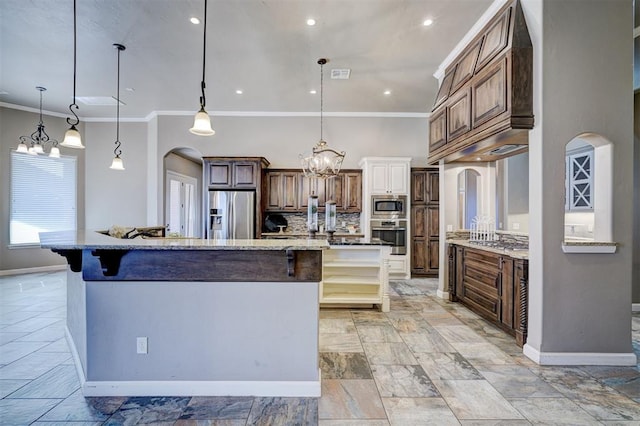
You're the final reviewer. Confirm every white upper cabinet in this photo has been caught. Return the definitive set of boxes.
[362,158,410,195]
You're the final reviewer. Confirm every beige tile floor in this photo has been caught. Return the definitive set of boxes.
[1,271,639,425]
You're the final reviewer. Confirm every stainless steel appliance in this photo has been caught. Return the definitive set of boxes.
[370,219,407,255]
[208,190,255,239]
[371,195,407,219]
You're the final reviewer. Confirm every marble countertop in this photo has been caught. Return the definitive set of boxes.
[446,238,529,260]
[328,238,392,246]
[40,230,330,251]
[262,232,364,238]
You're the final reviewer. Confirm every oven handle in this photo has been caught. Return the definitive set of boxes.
[371,227,406,231]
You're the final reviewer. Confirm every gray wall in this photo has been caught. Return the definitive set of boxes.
[0,107,86,271]
[85,121,149,230]
[525,0,633,354]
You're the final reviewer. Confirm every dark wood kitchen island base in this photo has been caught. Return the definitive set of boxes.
[41,231,328,397]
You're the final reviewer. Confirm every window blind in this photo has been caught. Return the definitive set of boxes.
[10,151,77,245]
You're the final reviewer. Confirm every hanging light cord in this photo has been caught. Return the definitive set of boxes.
[114,44,124,158]
[199,0,208,109]
[67,0,80,127]
[319,59,324,142]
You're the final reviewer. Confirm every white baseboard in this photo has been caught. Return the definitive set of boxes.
[0,264,66,276]
[523,344,637,366]
[436,289,449,300]
[66,327,320,397]
[632,303,640,312]
[81,375,321,397]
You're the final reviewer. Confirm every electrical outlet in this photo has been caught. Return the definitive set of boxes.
[513,223,520,230]
[137,337,148,354]
[341,221,346,227]
[447,225,453,232]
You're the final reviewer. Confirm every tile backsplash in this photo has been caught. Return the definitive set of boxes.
[267,212,361,234]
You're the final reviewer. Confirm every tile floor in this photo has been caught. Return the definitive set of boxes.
[1,271,640,425]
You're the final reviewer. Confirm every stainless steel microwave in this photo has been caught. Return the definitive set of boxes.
[371,195,407,219]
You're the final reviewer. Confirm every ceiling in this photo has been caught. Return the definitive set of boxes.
[1,0,492,119]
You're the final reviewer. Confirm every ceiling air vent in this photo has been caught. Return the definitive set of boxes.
[488,144,522,156]
[331,69,351,80]
[76,96,125,106]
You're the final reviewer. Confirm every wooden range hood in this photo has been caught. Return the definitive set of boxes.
[427,0,533,165]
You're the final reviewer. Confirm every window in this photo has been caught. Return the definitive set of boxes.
[565,148,594,211]
[10,151,77,245]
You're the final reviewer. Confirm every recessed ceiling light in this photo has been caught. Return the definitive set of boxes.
[125,87,135,92]
[383,90,391,95]
[306,18,316,26]
[0,90,8,95]
[235,89,243,95]
[309,90,317,94]
[476,157,482,161]
[423,19,433,26]
[190,17,200,25]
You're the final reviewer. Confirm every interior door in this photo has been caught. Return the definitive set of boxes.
[166,171,199,237]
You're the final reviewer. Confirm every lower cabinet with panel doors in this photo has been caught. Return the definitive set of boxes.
[447,244,528,347]
[321,245,391,312]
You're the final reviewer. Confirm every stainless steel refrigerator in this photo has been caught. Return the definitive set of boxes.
[207,190,255,239]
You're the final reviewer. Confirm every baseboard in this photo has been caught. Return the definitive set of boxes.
[436,289,449,300]
[632,303,640,312]
[523,344,637,366]
[81,372,322,397]
[0,264,66,276]
[65,327,87,389]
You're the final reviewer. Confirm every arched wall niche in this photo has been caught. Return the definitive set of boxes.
[163,147,204,238]
[564,132,613,242]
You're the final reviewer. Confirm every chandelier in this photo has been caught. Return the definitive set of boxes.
[299,58,345,178]
[16,87,61,158]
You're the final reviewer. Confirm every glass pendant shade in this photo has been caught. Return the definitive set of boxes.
[49,146,61,158]
[61,126,84,149]
[28,146,37,155]
[190,108,215,136]
[110,156,125,170]
[16,143,29,153]
[32,144,44,154]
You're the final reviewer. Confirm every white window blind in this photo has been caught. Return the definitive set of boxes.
[10,151,77,245]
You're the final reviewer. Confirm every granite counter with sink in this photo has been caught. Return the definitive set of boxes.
[40,230,326,398]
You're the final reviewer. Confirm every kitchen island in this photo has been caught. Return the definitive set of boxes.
[40,230,328,397]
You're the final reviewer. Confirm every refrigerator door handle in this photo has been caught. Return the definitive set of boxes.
[228,193,234,239]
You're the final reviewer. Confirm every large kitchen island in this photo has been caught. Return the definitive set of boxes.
[40,230,328,397]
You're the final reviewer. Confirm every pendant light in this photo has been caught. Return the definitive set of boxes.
[110,44,126,170]
[300,58,345,179]
[189,0,215,136]
[60,0,84,149]
[17,87,61,157]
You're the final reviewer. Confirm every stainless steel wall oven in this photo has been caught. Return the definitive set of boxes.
[370,220,407,255]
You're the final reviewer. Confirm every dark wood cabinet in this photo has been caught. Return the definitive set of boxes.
[448,244,528,347]
[264,170,298,212]
[264,169,361,213]
[203,157,270,238]
[410,168,439,276]
[447,88,471,142]
[427,0,533,165]
[428,107,447,153]
[204,158,266,189]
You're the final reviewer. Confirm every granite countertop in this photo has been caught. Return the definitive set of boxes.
[40,230,329,251]
[447,238,529,260]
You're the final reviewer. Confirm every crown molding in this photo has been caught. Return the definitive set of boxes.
[1,103,429,122]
